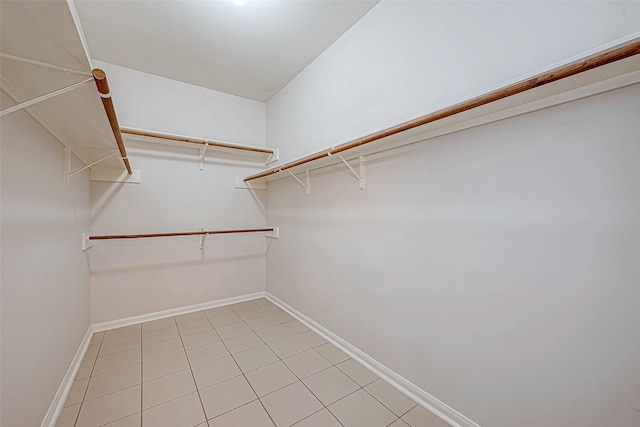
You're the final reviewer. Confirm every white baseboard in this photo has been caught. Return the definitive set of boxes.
[265,292,481,427]
[92,291,266,332]
[41,326,93,427]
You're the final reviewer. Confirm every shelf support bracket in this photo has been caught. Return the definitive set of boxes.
[64,147,71,186]
[69,150,119,177]
[265,227,280,239]
[199,228,207,249]
[199,142,209,171]
[82,232,93,251]
[334,153,365,190]
[266,148,280,165]
[286,170,311,195]
[0,78,93,117]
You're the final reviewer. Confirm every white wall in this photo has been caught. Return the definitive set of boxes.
[267,0,640,162]
[94,60,266,146]
[265,2,640,426]
[1,105,91,426]
[89,63,269,323]
[267,84,640,427]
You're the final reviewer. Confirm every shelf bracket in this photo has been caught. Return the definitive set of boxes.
[333,153,365,190]
[286,170,311,195]
[266,148,280,165]
[265,227,280,239]
[199,228,207,249]
[199,142,209,171]
[64,147,71,186]
[69,150,119,177]
[82,232,93,251]
[0,78,93,117]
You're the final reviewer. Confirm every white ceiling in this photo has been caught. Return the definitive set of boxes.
[74,0,379,102]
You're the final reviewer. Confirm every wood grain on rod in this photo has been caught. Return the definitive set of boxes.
[92,69,133,174]
[245,39,640,182]
[89,228,275,240]
[121,128,275,154]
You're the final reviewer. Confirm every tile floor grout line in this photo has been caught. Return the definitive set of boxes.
[176,321,209,426]
[72,331,106,427]
[360,381,418,420]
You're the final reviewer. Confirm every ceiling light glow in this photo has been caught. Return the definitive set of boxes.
[231,0,248,6]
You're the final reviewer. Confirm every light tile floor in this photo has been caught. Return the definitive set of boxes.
[57,298,451,427]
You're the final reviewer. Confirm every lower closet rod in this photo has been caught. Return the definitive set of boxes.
[89,227,275,240]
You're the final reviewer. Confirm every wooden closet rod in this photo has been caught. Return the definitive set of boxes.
[120,128,275,155]
[245,38,640,182]
[89,227,275,240]
[92,69,133,174]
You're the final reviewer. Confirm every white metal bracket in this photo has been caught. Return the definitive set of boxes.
[265,227,280,239]
[69,150,119,177]
[64,147,71,186]
[266,148,280,165]
[333,153,365,190]
[0,77,93,117]
[199,142,209,171]
[286,170,311,195]
[199,228,207,249]
[82,232,93,251]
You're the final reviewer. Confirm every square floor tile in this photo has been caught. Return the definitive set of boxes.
[99,335,141,357]
[199,375,257,420]
[209,313,242,328]
[204,306,234,318]
[142,369,196,409]
[65,378,89,407]
[233,345,279,373]
[84,342,100,360]
[260,381,323,427]
[302,366,359,405]
[282,320,310,334]
[174,311,207,325]
[142,352,189,382]
[297,331,327,347]
[103,413,141,426]
[93,348,141,376]
[255,325,293,343]
[192,355,241,389]
[186,341,230,367]
[328,389,396,427]
[246,315,280,331]
[90,332,104,347]
[181,329,221,350]
[178,319,213,336]
[365,379,417,416]
[216,322,252,340]
[142,338,183,362]
[103,324,141,342]
[271,311,294,324]
[76,385,141,427]
[314,343,350,364]
[223,332,264,354]
[337,359,378,386]
[142,392,205,427]
[208,400,274,427]
[283,349,332,379]
[402,405,451,427]
[75,358,95,380]
[389,419,410,427]
[55,403,80,427]
[235,307,268,321]
[85,364,141,400]
[245,361,298,397]
[142,326,179,346]
[293,408,341,427]
[268,335,310,359]
[141,317,176,333]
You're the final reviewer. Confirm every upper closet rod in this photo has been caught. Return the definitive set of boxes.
[245,38,640,182]
[92,69,133,174]
[120,128,275,155]
[89,227,275,240]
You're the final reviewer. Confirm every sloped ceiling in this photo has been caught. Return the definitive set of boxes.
[74,0,379,102]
